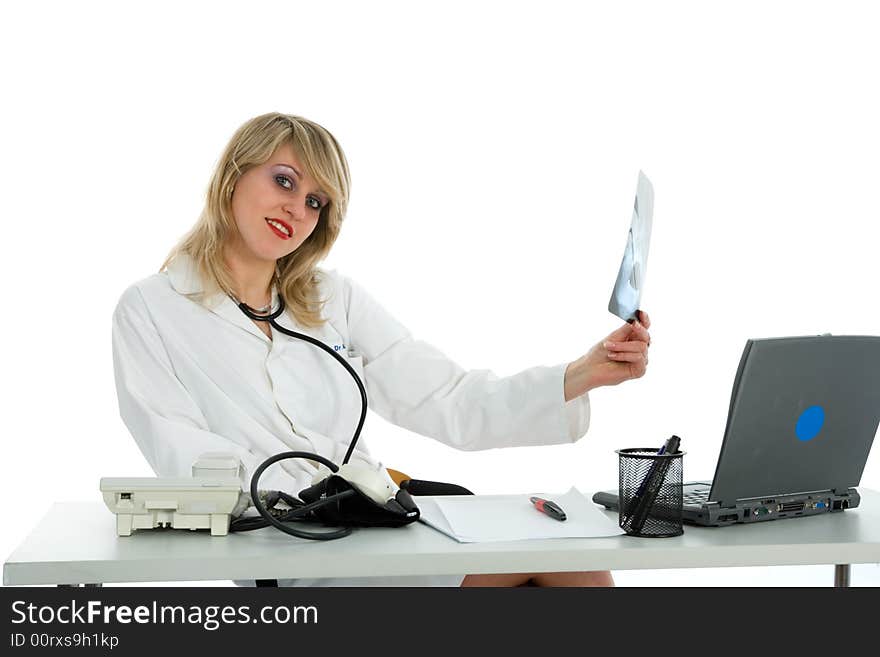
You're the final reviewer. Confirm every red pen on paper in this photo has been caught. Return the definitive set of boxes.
[529,496,567,521]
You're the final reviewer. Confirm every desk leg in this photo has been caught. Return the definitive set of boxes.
[834,564,850,588]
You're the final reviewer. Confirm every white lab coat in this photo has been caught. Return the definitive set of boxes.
[111,254,591,585]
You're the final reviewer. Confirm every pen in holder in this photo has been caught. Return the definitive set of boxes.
[616,445,685,538]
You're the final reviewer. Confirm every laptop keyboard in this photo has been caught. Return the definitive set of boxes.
[683,485,710,505]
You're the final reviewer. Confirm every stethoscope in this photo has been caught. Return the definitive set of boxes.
[232,295,370,540]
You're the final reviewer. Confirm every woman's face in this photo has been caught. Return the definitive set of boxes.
[227,142,328,264]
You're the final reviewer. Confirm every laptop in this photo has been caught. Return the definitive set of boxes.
[592,335,880,526]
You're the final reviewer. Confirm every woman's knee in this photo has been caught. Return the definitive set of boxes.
[461,570,614,587]
[530,570,615,587]
[460,573,535,587]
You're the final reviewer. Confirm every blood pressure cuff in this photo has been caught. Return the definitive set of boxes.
[401,479,474,496]
[298,475,420,528]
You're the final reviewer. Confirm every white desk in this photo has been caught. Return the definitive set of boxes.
[6,489,880,587]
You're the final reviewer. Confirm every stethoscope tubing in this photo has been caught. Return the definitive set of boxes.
[238,297,366,465]
[233,296,371,541]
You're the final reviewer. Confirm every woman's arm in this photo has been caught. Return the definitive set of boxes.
[111,286,299,493]
[338,275,591,451]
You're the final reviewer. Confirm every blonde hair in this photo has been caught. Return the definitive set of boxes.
[162,112,351,328]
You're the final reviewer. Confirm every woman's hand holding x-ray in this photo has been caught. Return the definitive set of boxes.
[564,310,651,401]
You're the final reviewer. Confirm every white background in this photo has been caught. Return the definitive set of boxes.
[2,1,878,587]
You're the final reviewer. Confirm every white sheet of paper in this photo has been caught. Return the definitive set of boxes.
[608,170,654,322]
[417,487,623,543]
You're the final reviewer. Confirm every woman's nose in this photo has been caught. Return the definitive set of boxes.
[282,198,306,221]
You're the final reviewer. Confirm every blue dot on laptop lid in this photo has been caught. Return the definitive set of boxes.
[796,405,825,441]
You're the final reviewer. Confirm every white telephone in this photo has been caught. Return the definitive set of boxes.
[100,453,250,537]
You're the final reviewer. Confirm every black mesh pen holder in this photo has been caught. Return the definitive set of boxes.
[616,448,685,538]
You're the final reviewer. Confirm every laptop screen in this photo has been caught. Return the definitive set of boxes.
[708,335,880,507]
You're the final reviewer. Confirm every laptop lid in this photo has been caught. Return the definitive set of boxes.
[708,335,880,507]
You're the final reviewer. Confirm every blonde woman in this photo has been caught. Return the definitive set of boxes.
[112,112,652,587]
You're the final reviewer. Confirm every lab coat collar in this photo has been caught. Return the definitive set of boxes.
[166,254,280,343]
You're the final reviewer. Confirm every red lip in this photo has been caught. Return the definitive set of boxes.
[265,217,293,239]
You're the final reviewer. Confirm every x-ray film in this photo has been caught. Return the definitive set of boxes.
[608,171,654,322]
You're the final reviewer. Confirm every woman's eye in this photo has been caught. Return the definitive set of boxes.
[275,175,321,210]
[275,174,293,190]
